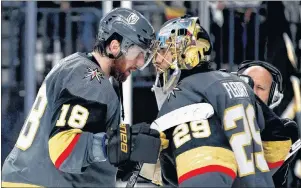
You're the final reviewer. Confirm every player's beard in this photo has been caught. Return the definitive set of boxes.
[110,66,127,82]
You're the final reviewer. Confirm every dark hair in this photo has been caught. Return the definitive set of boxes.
[93,32,123,55]
[198,60,213,70]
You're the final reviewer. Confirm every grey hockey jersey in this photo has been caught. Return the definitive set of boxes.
[2,52,120,187]
[156,68,275,187]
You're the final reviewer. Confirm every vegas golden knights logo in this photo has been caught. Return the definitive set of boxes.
[120,124,128,153]
[127,13,139,25]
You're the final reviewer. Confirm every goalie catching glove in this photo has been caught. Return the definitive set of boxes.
[105,122,168,167]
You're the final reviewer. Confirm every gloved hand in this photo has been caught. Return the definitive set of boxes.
[106,122,169,167]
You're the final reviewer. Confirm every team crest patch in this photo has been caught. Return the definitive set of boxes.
[167,86,181,101]
[127,13,139,24]
[84,67,104,83]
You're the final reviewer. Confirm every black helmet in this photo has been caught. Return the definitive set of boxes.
[97,8,155,60]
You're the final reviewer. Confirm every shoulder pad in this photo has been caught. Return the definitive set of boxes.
[150,103,214,131]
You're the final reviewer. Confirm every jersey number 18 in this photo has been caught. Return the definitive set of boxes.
[16,83,89,151]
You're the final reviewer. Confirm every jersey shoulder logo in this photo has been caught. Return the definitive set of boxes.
[84,67,104,83]
[127,13,139,24]
[167,86,181,101]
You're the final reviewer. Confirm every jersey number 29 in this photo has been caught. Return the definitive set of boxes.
[224,104,269,177]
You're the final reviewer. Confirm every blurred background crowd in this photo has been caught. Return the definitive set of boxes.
[2,1,301,175]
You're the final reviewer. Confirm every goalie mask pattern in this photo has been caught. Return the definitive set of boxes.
[151,16,212,105]
[154,16,212,72]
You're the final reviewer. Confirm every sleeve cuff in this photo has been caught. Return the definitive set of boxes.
[92,133,107,163]
[102,133,108,159]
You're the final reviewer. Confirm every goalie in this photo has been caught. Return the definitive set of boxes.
[148,15,275,187]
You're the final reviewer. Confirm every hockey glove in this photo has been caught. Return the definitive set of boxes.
[106,122,168,167]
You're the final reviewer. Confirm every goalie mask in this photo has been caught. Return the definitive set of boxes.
[238,60,284,109]
[151,15,212,109]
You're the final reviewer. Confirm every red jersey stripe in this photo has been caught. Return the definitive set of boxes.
[267,160,284,169]
[178,165,236,184]
[55,134,81,168]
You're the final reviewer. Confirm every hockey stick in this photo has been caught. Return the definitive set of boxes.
[125,162,142,188]
[125,75,163,188]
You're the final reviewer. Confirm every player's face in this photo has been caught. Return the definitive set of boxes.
[112,47,145,82]
[242,66,273,104]
[154,48,173,73]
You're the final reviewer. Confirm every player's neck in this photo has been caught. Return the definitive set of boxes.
[91,51,113,78]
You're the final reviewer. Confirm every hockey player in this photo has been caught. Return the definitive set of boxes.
[150,15,275,187]
[237,61,301,187]
[1,8,165,187]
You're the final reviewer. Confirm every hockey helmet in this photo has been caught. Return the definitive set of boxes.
[97,8,158,70]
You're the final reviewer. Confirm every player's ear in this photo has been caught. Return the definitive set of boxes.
[108,39,120,57]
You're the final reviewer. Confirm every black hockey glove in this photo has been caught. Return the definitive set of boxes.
[106,122,167,167]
